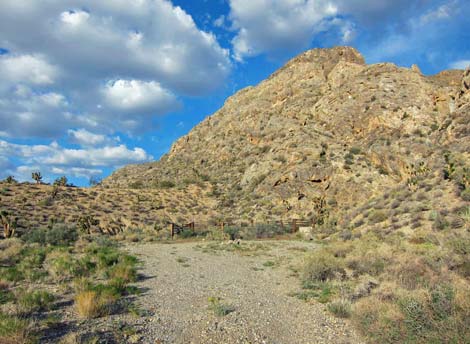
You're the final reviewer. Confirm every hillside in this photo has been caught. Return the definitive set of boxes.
[104,46,469,226]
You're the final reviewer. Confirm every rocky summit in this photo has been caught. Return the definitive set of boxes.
[104,46,469,227]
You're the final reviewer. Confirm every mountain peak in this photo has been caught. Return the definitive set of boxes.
[104,46,468,224]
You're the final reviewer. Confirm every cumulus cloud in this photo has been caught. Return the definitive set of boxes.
[103,79,179,113]
[0,54,59,86]
[67,128,113,146]
[0,139,152,180]
[0,0,231,139]
[226,0,460,61]
[229,0,338,60]
[0,87,84,138]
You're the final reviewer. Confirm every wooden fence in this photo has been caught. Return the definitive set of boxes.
[169,219,314,239]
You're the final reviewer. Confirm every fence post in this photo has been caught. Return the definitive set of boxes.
[291,219,297,233]
[170,223,175,239]
[220,222,225,232]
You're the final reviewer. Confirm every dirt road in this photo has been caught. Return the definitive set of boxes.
[126,241,363,344]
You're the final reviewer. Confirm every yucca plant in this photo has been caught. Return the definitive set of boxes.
[0,211,17,238]
[31,172,42,184]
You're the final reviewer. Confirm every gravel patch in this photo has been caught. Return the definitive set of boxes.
[126,240,364,344]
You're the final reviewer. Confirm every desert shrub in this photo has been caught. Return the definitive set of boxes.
[429,284,454,320]
[460,188,470,202]
[1,267,24,282]
[353,296,407,343]
[387,256,435,290]
[431,212,449,230]
[177,228,198,239]
[45,251,76,281]
[23,225,78,246]
[368,210,388,224]
[128,181,143,189]
[0,313,34,344]
[86,245,120,269]
[73,277,93,294]
[349,147,362,155]
[339,230,353,241]
[302,250,345,283]
[253,223,287,238]
[17,290,55,314]
[0,285,12,305]
[296,281,335,303]
[45,250,95,281]
[0,239,23,265]
[328,299,352,318]
[208,297,234,317]
[346,248,389,277]
[75,291,109,319]
[398,294,432,335]
[106,260,137,285]
[224,226,241,240]
[53,176,68,187]
[158,180,175,188]
[12,247,48,282]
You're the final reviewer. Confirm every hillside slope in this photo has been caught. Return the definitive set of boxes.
[104,46,469,225]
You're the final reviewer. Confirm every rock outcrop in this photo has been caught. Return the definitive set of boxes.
[104,47,469,224]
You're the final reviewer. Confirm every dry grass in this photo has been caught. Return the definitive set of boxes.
[75,291,108,319]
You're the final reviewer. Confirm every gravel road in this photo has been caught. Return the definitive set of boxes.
[125,241,364,344]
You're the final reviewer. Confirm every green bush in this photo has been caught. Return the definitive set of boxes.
[158,180,175,188]
[208,297,234,317]
[253,223,287,238]
[302,250,345,282]
[224,226,241,240]
[178,228,198,239]
[17,290,55,314]
[0,313,33,343]
[328,299,352,318]
[23,225,78,246]
[368,210,388,224]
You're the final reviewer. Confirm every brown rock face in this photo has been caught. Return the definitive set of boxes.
[104,47,469,223]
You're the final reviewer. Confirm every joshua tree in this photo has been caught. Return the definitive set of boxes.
[77,215,99,235]
[0,210,17,238]
[32,172,43,184]
[4,176,17,184]
[53,176,68,187]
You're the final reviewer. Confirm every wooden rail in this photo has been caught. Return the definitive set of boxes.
[169,219,313,239]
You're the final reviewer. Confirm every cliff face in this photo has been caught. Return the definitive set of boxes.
[104,47,469,224]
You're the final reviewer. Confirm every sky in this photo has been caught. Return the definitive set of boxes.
[0,0,469,186]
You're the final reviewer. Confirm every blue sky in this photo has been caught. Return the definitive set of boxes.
[0,0,469,186]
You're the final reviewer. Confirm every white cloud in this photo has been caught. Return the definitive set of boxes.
[68,128,108,146]
[0,54,59,85]
[0,139,152,180]
[361,0,466,65]
[449,60,470,70]
[213,15,226,28]
[0,0,231,139]
[0,86,88,138]
[226,0,444,61]
[418,1,455,26]
[60,10,90,26]
[103,79,179,113]
[229,0,338,60]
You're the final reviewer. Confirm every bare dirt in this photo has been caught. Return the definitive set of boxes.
[126,240,364,344]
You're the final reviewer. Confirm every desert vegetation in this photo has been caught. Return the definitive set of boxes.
[0,223,139,343]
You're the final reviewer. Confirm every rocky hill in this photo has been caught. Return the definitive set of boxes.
[104,46,469,227]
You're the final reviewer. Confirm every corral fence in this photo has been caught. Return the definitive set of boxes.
[169,219,315,239]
